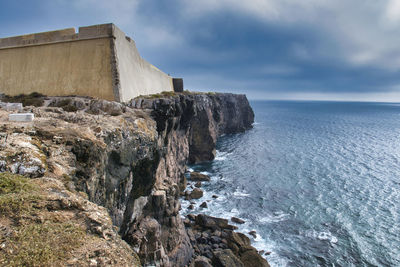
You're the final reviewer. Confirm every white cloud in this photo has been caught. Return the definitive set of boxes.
[179,0,400,70]
[179,0,328,22]
[385,0,400,23]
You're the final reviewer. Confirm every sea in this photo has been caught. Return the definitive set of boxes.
[181,100,400,267]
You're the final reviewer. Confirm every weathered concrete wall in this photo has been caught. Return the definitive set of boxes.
[0,24,176,102]
[0,38,115,100]
[112,25,173,102]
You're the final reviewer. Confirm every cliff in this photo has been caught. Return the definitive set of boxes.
[0,92,265,266]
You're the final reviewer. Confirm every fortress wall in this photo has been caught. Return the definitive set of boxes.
[0,37,115,100]
[112,25,174,102]
[0,24,177,102]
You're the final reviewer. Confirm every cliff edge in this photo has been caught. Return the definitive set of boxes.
[0,92,266,267]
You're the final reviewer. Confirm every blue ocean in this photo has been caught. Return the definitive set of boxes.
[182,100,400,266]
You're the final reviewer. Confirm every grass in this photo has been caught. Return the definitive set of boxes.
[0,173,41,216]
[0,173,85,267]
[2,222,85,267]
[0,172,35,195]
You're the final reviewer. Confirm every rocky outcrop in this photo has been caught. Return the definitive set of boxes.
[130,93,254,164]
[0,92,259,266]
[0,172,140,267]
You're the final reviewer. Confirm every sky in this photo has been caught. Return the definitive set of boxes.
[1,0,400,101]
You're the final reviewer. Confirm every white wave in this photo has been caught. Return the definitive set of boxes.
[306,229,338,244]
[231,208,239,213]
[258,212,290,223]
[214,151,231,161]
[214,155,227,161]
[233,190,250,197]
[317,231,338,244]
[187,168,194,172]
[243,230,289,267]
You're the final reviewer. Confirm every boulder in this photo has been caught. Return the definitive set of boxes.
[212,249,244,267]
[195,214,228,230]
[191,256,212,267]
[249,230,257,238]
[200,202,208,208]
[240,249,270,267]
[190,172,211,181]
[88,99,125,116]
[189,188,203,199]
[228,232,251,248]
[231,217,245,224]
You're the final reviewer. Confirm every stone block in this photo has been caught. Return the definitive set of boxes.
[8,113,34,122]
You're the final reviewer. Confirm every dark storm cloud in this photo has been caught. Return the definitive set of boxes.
[1,0,400,100]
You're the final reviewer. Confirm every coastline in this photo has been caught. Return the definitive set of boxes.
[0,92,266,266]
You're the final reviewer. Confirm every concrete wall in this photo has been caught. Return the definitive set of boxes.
[0,38,115,100]
[0,24,176,102]
[112,25,173,102]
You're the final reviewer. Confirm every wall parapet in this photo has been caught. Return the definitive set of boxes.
[0,23,114,50]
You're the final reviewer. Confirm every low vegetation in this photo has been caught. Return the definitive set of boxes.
[0,173,84,267]
[1,92,46,107]
[134,90,220,100]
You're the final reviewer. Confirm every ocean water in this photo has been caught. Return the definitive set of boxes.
[181,100,400,267]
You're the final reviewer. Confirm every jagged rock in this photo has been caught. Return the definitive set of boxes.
[212,249,244,267]
[189,188,204,199]
[231,217,245,224]
[200,202,208,208]
[212,195,218,199]
[240,248,270,267]
[249,230,257,238]
[88,99,125,116]
[48,97,87,112]
[228,232,251,248]
[190,172,211,181]
[195,181,202,188]
[187,214,196,221]
[195,214,238,231]
[0,133,47,177]
[191,256,212,267]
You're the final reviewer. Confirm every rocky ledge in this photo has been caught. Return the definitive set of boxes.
[0,92,266,266]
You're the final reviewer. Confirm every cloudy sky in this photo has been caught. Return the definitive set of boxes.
[1,0,400,101]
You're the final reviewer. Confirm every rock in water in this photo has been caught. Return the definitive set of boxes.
[200,202,208,208]
[231,217,245,224]
[190,172,211,181]
[240,249,270,267]
[190,188,204,199]
[249,231,257,238]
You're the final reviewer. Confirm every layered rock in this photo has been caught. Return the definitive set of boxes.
[0,91,258,266]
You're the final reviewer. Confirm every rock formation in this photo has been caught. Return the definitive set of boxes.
[0,91,266,266]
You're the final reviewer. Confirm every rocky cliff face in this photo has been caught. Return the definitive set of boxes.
[0,92,260,267]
